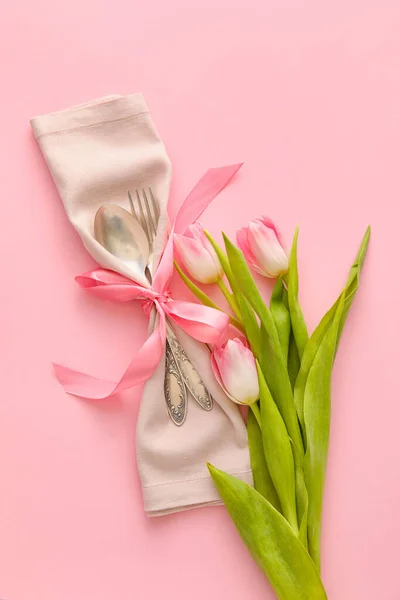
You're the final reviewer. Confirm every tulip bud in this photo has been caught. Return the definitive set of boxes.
[211,338,259,405]
[174,221,224,284]
[237,217,288,278]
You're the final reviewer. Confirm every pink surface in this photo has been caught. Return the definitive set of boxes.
[0,1,398,599]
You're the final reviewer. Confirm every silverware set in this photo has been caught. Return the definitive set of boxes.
[93,188,213,426]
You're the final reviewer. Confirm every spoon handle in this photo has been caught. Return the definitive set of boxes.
[166,324,213,413]
[164,337,187,426]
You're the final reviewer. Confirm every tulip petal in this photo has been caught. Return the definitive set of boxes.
[238,218,288,278]
[174,233,222,284]
[189,221,223,277]
[213,338,259,405]
[248,220,289,278]
[211,348,240,404]
[260,216,284,247]
[186,221,207,243]
[236,227,260,271]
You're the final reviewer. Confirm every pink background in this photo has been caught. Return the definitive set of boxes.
[0,1,399,598]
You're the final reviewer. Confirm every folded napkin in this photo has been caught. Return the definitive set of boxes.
[31,94,252,516]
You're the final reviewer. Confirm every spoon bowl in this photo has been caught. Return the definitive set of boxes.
[94,204,150,282]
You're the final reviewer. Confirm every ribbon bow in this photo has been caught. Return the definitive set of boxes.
[54,164,242,400]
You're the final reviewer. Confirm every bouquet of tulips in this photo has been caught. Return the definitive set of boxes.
[174,217,370,600]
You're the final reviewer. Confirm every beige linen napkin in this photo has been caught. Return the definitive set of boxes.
[31,93,252,516]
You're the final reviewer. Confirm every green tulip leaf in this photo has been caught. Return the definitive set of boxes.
[237,292,260,357]
[304,293,345,570]
[287,332,301,390]
[204,230,240,297]
[223,233,281,350]
[208,464,328,600]
[270,276,291,363]
[293,226,370,433]
[282,284,301,389]
[337,225,371,345]
[259,324,304,454]
[247,407,281,511]
[257,363,298,533]
[287,227,309,360]
[291,441,309,549]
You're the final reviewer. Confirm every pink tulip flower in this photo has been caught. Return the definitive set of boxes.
[211,338,259,405]
[237,217,288,278]
[174,221,223,284]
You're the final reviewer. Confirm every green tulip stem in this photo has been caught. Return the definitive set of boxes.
[217,279,241,319]
[174,261,245,335]
[250,401,262,428]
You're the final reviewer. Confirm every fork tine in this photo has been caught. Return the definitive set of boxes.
[149,188,160,226]
[142,188,157,237]
[128,191,138,221]
[136,189,150,242]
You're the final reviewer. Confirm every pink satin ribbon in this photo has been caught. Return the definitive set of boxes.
[54,163,242,399]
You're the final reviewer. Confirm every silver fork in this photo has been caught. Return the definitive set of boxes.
[128,189,159,281]
[130,188,213,426]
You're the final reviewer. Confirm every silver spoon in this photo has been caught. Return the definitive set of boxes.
[94,205,150,284]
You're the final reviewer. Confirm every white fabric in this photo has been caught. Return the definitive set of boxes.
[31,93,252,516]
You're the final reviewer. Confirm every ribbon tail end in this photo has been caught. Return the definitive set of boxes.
[52,362,119,400]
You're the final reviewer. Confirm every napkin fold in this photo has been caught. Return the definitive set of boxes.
[31,93,252,516]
